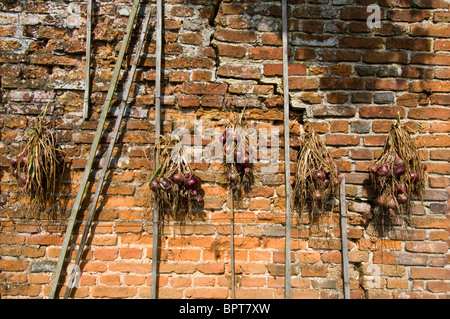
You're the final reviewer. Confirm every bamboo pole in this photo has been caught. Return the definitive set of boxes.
[63,4,152,299]
[282,0,292,300]
[83,0,93,120]
[48,0,142,299]
[340,177,351,299]
[151,0,163,300]
[230,189,235,299]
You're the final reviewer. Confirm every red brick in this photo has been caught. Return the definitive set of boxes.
[182,83,227,95]
[320,77,364,90]
[387,9,432,21]
[386,38,431,51]
[359,106,405,119]
[289,77,320,90]
[217,64,261,79]
[248,46,282,60]
[264,63,306,76]
[411,53,450,65]
[365,78,408,90]
[215,28,257,43]
[215,43,246,58]
[326,134,360,146]
[363,51,408,64]
[410,24,450,37]
[408,107,450,120]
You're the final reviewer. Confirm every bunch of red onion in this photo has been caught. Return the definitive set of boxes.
[310,166,343,202]
[221,127,253,191]
[149,171,203,203]
[370,154,424,217]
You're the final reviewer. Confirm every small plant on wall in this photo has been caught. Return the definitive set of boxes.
[369,118,426,220]
[148,134,203,219]
[293,124,342,214]
[221,106,254,194]
[8,105,65,216]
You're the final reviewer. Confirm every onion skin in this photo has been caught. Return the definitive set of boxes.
[397,193,408,204]
[227,172,238,182]
[149,179,159,191]
[393,166,406,176]
[185,176,199,189]
[171,173,185,185]
[313,190,323,201]
[313,170,326,181]
[9,157,17,167]
[396,183,407,194]
[377,164,390,176]
[385,196,397,210]
[240,154,251,167]
[410,172,420,183]
[160,178,172,189]
[394,157,405,167]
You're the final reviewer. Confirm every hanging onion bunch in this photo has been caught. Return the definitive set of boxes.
[148,135,203,218]
[293,125,342,213]
[8,105,65,213]
[222,107,254,194]
[369,119,426,219]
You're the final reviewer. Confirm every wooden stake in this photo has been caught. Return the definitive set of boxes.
[282,0,292,300]
[231,189,235,299]
[83,0,93,120]
[151,0,163,300]
[340,177,351,299]
[48,0,142,299]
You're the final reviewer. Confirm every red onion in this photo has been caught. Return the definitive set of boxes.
[313,170,326,180]
[20,155,28,166]
[313,190,323,201]
[385,196,396,210]
[377,164,390,176]
[219,133,227,144]
[185,176,199,189]
[190,189,198,196]
[171,173,185,185]
[375,196,386,207]
[393,166,406,176]
[397,193,408,204]
[9,157,17,167]
[396,183,407,194]
[244,167,251,174]
[324,179,330,187]
[160,178,172,189]
[423,164,427,171]
[410,172,419,183]
[394,157,405,167]
[240,154,251,167]
[149,179,159,191]
[369,165,378,174]
[20,175,28,184]
[227,172,238,182]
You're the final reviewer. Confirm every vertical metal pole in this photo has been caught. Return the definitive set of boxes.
[340,177,351,299]
[83,0,93,120]
[230,189,235,299]
[151,0,163,300]
[282,0,292,300]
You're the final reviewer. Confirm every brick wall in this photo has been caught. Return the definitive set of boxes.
[0,0,449,299]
